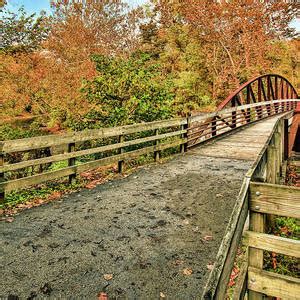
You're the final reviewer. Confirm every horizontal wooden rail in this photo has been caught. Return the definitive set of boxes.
[0,139,185,193]
[249,182,300,218]
[0,118,187,153]
[248,267,300,299]
[0,99,298,202]
[0,129,186,173]
[244,231,300,258]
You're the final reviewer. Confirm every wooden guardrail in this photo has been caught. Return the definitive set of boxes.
[202,108,299,299]
[0,118,188,202]
[246,182,300,299]
[0,99,298,204]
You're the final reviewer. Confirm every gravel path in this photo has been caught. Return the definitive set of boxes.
[0,151,251,299]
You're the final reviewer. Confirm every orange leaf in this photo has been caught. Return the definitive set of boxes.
[103,274,113,281]
[182,268,193,275]
[98,292,108,300]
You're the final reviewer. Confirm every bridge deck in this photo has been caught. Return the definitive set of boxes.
[0,115,282,299]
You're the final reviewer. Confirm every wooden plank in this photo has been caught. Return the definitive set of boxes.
[154,129,160,161]
[118,135,124,173]
[233,261,248,300]
[248,267,300,299]
[214,189,249,299]
[0,152,4,204]
[250,182,300,218]
[245,231,300,258]
[0,130,186,173]
[202,177,250,299]
[1,139,185,192]
[68,142,76,184]
[1,118,187,153]
[248,212,264,300]
[249,183,265,300]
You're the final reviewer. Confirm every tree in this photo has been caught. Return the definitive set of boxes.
[153,0,299,102]
[48,0,142,61]
[80,52,174,128]
[0,6,49,53]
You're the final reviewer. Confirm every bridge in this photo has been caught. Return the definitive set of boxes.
[0,74,299,299]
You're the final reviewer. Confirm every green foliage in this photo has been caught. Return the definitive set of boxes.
[2,181,82,208]
[0,123,44,140]
[264,217,299,278]
[79,52,175,128]
[275,217,299,239]
[0,6,49,54]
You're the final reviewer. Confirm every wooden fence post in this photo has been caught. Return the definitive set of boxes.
[68,142,76,184]
[180,123,186,153]
[248,207,265,300]
[284,119,289,160]
[247,107,251,123]
[154,129,160,162]
[183,114,191,152]
[118,135,124,173]
[211,116,217,137]
[0,153,4,204]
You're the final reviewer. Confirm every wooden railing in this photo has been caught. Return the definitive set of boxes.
[0,118,188,202]
[246,182,300,299]
[0,99,298,203]
[202,108,299,299]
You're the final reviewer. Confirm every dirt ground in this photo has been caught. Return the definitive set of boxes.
[0,151,251,299]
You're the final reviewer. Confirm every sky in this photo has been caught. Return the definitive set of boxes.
[4,0,148,14]
[4,0,300,32]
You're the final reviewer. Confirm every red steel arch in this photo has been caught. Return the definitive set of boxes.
[217,74,299,110]
[188,74,299,148]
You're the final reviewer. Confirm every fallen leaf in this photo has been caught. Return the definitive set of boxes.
[103,274,113,281]
[183,268,193,275]
[98,292,108,300]
[174,259,184,266]
[182,220,189,225]
[160,292,166,298]
[203,235,213,241]
[207,264,214,270]
[5,217,14,223]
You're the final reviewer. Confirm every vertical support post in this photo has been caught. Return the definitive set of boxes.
[247,107,251,123]
[231,97,237,128]
[284,118,289,160]
[267,76,271,101]
[280,79,284,99]
[258,78,262,102]
[154,129,160,162]
[266,142,277,231]
[183,114,191,152]
[211,116,217,137]
[0,152,4,204]
[248,208,264,300]
[274,131,281,184]
[257,79,263,119]
[118,135,124,173]
[274,76,278,99]
[68,143,76,184]
[180,123,186,153]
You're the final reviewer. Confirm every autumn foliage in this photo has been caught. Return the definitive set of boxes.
[0,0,299,135]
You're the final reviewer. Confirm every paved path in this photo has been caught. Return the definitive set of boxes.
[0,115,282,299]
